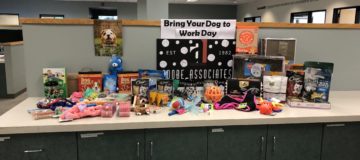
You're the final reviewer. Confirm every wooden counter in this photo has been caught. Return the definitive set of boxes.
[0,41,23,46]
[0,91,360,134]
[19,18,360,29]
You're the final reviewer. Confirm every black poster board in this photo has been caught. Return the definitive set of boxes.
[157,39,235,82]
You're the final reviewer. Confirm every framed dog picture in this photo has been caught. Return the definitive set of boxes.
[94,20,122,56]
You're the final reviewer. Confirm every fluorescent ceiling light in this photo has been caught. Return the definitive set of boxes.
[186,0,198,2]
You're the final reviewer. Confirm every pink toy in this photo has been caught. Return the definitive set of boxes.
[70,92,83,103]
[101,103,115,118]
[176,108,186,115]
[117,101,131,117]
[60,103,101,121]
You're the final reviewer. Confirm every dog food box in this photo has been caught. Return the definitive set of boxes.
[78,72,103,92]
[226,79,261,97]
[118,72,139,93]
[43,68,67,99]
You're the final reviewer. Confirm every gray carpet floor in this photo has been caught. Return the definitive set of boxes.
[0,92,28,115]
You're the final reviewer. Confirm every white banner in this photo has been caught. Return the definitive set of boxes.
[161,19,236,39]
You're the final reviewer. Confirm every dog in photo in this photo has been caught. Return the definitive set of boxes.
[101,29,117,47]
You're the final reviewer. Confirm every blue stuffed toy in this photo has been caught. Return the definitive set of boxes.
[109,54,123,75]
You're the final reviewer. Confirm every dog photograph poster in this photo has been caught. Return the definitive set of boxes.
[94,20,122,56]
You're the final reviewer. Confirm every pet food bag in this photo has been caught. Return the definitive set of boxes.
[103,74,117,94]
[286,64,305,101]
[157,79,174,94]
[302,61,334,103]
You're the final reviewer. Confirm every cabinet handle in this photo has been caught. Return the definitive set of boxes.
[272,136,276,153]
[150,141,154,160]
[326,124,345,127]
[24,149,43,153]
[80,132,104,138]
[0,136,10,142]
[211,128,224,133]
[137,142,140,160]
[260,136,265,154]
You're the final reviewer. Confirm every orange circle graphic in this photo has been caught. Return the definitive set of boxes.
[239,31,254,45]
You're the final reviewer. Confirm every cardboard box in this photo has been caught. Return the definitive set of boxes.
[118,72,138,93]
[78,72,102,92]
[236,26,259,54]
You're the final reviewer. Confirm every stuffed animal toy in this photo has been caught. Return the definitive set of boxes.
[134,107,150,116]
[84,88,99,100]
[109,54,123,75]
[70,92,83,103]
[37,98,75,110]
[59,103,102,121]
[168,97,185,110]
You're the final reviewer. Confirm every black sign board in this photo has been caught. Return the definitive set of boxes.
[157,39,235,82]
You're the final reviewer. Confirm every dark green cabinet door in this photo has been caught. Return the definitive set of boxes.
[322,123,360,160]
[208,125,267,160]
[0,64,7,97]
[0,136,12,160]
[11,133,77,160]
[145,127,207,160]
[266,124,322,160]
[78,130,145,160]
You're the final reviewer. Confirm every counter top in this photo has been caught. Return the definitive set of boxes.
[0,91,359,134]
[0,41,23,46]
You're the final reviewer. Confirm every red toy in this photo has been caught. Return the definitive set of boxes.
[256,98,283,116]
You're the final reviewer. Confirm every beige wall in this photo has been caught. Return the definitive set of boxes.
[237,0,360,23]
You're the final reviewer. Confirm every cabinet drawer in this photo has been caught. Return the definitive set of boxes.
[145,127,207,160]
[10,132,77,160]
[0,135,12,160]
[266,124,322,160]
[78,130,145,160]
[208,125,267,160]
[322,122,360,160]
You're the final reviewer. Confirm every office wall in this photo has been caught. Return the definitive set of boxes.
[22,24,159,96]
[237,0,360,23]
[0,0,138,19]
[22,24,360,96]
[169,4,237,19]
[4,45,26,95]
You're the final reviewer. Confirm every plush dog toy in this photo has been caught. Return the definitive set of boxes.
[109,54,123,75]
